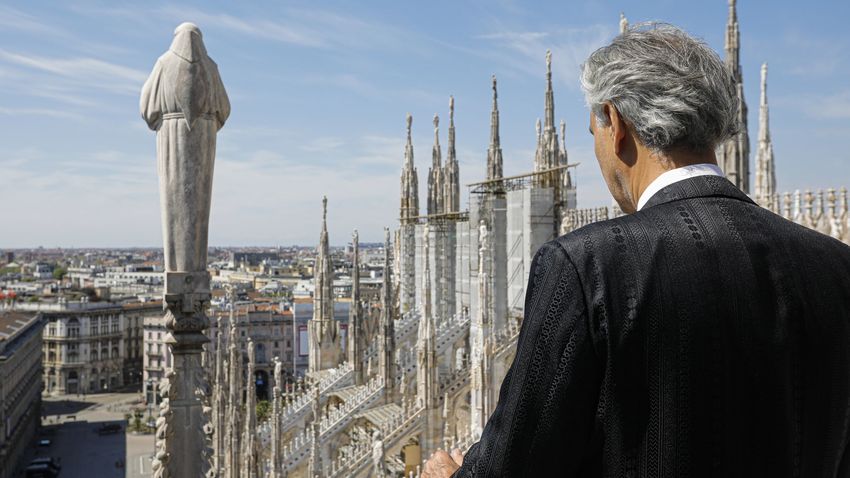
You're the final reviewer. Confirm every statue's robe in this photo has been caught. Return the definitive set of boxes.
[140,27,230,272]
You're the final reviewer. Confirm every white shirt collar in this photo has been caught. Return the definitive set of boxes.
[636,163,724,211]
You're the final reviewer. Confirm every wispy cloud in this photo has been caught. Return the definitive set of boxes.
[476,24,613,89]
[0,49,147,94]
[785,90,850,120]
[156,5,414,53]
[0,6,53,34]
[0,106,82,120]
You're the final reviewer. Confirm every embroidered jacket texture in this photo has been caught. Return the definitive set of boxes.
[453,175,850,477]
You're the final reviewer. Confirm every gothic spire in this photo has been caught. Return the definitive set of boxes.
[309,196,340,373]
[241,338,258,477]
[308,384,322,478]
[379,227,396,402]
[349,229,364,385]
[717,0,750,193]
[225,309,241,478]
[444,96,461,212]
[487,76,503,181]
[726,0,740,76]
[428,114,443,215]
[755,62,776,206]
[400,113,419,222]
[544,50,555,134]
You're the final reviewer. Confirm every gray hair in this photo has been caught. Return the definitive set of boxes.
[580,23,738,153]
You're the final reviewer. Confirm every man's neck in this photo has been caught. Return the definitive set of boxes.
[628,148,718,210]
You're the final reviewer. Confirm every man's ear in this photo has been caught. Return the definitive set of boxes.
[603,103,628,156]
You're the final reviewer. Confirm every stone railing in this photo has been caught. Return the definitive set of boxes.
[327,401,425,478]
[277,361,354,431]
[363,307,421,362]
[280,375,386,472]
[395,311,471,385]
[562,207,610,234]
[763,188,850,244]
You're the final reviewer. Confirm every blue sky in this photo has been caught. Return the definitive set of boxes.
[1,0,848,247]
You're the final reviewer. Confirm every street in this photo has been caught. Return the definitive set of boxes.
[33,393,155,478]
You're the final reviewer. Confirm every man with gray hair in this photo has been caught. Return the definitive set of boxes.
[424,23,850,477]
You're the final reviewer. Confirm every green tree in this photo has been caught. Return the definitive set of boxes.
[256,400,271,422]
[53,266,67,281]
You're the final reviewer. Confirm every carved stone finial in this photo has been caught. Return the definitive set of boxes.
[546,49,552,74]
[406,113,412,137]
[322,195,328,223]
[449,95,455,121]
[433,114,439,130]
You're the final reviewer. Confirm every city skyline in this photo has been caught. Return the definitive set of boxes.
[1,0,849,247]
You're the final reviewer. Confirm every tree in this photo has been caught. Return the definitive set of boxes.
[53,266,67,281]
[256,400,271,422]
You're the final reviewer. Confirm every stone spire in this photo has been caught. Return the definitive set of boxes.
[379,228,397,403]
[400,113,419,223]
[269,358,284,478]
[619,12,629,35]
[213,316,226,475]
[241,339,258,478]
[416,224,439,454]
[427,114,444,215]
[308,384,322,478]
[309,196,341,374]
[487,76,504,181]
[717,0,750,192]
[470,220,492,441]
[399,115,418,314]
[444,96,461,213]
[225,314,242,478]
[349,230,364,385]
[755,62,776,207]
[544,50,556,143]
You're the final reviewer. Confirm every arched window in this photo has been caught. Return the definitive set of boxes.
[256,343,267,364]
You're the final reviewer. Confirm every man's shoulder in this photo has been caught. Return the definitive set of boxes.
[553,213,644,261]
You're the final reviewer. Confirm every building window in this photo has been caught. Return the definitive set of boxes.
[67,318,80,338]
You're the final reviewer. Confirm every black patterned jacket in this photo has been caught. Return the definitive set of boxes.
[453,175,850,477]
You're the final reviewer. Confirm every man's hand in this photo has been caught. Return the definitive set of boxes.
[422,448,464,478]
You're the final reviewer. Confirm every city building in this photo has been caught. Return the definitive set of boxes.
[0,310,44,478]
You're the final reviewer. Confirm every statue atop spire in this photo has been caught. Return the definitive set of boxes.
[619,12,629,35]
[755,62,776,208]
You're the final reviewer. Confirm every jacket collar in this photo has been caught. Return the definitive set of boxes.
[641,174,755,210]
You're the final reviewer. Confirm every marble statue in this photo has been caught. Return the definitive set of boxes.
[372,430,386,478]
[140,22,229,478]
[141,22,230,273]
